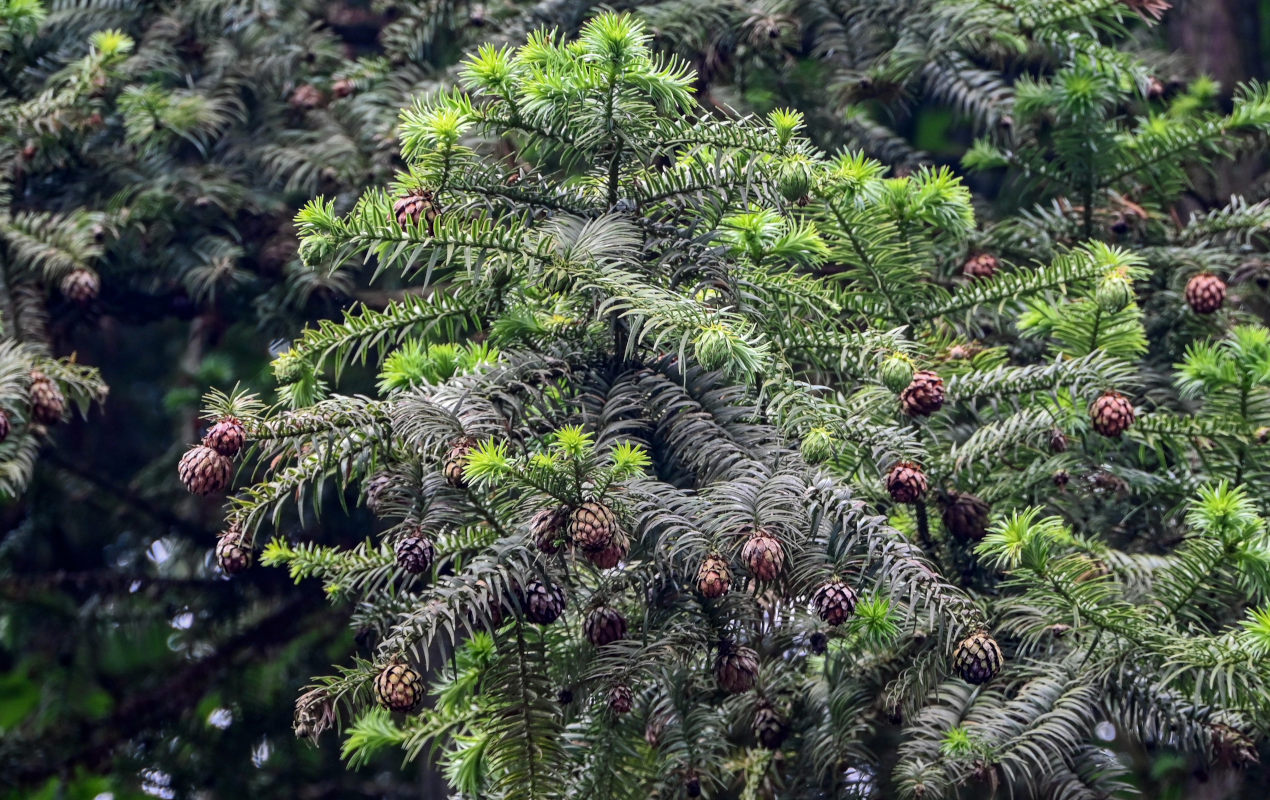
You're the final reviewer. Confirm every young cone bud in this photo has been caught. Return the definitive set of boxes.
[952,631,1004,685]
[879,355,915,394]
[884,461,928,503]
[1185,273,1226,314]
[1095,275,1133,314]
[1090,391,1135,438]
[179,445,233,496]
[374,662,423,712]
[900,370,944,416]
[696,555,732,598]
[203,417,246,457]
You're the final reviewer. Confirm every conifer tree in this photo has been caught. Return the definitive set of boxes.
[193,9,1270,798]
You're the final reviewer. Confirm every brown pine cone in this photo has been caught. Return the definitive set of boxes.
[900,370,945,417]
[1090,391,1135,438]
[695,555,732,599]
[1048,428,1069,453]
[962,253,998,280]
[584,606,627,647]
[584,531,629,569]
[753,701,789,749]
[568,501,619,552]
[522,580,566,624]
[393,189,440,234]
[939,491,991,541]
[714,641,759,693]
[741,529,785,582]
[395,534,435,575]
[289,84,325,109]
[530,505,570,554]
[332,78,355,98]
[884,461,928,503]
[1184,273,1226,314]
[443,435,477,488]
[811,581,858,626]
[952,631,1004,685]
[178,445,233,496]
[607,683,634,714]
[60,269,100,304]
[1052,470,1070,488]
[374,662,422,712]
[203,417,246,457]
[28,371,65,425]
[215,527,251,575]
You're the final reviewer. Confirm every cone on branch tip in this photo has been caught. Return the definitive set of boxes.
[61,269,100,304]
[608,683,634,714]
[568,501,619,551]
[443,435,477,488]
[962,252,998,280]
[215,528,251,575]
[1091,391,1135,438]
[696,555,732,598]
[1185,273,1226,314]
[584,606,627,646]
[530,505,570,554]
[811,581,858,626]
[394,189,440,234]
[374,662,422,712]
[754,702,789,749]
[203,417,246,457]
[741,528,785,581]
[900,370,944,416]
[28,371,65,425]
[395,534,435,575]
[939,491,991,541]
[714,641,759,693]
[522,580,566,624]
[179,444,233,496]
[879,354,915,394]
[952,631,1004,685]
[885,461,928,503]
[1048,428,1069,453]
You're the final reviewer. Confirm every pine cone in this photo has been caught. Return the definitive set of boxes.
[714,642,759,693]
[809,631,829,654]
[584,606,627,646]
[374,662,422,712]
[884,461,928,503]
[1121,0,1171,23]
[568,501,619,551]
[607,683,633,714]
[530,505,570,554]
[962,253,998,280]
[60,269,100,304]
[1185,273,1226,314]
[939,491,991,541]
[444,435,477,488]
[364,473,392,516]
[1090,391,1135,438]
[811,581,858,626]
[178,445,233,496]
[952,631,1004,685]
[741,529,785,581]
[395,534,436,575]
[1053,469,1070,488]
[28,371,65,425]
[900,370,944,416]
[393,189,440,234]
[685,773,702,797]
[1048,428,1069,453]
[215,528,251,575]
[522,580,566,624]
[753,702,789,749]
[289,84,325,109]
[203,417,246,457]
[0,410,10,444]
[584,531,629,569]
[696,555,732,599]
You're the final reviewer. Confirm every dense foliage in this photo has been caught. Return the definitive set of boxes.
[177,5,1270,799]
[10,0,1270,798]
